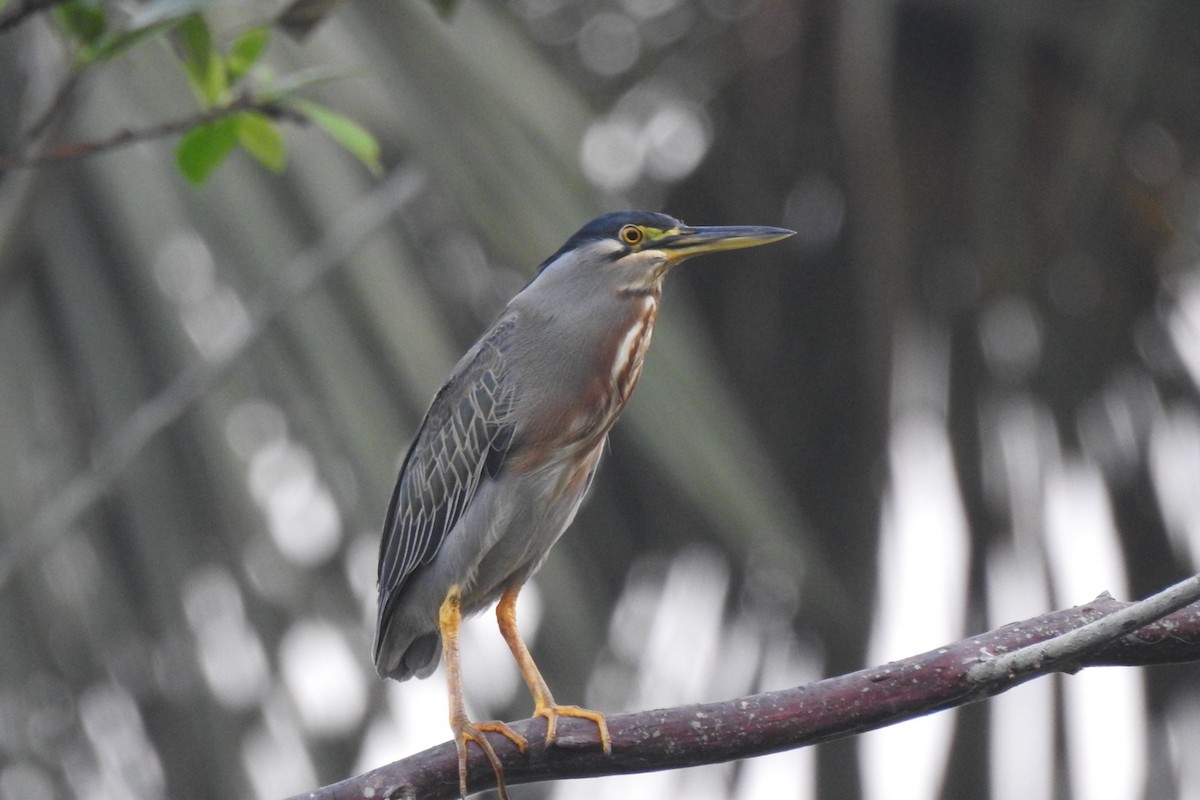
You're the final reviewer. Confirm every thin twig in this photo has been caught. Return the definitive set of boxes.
[288,587,1200,800]
[22,68,83,142]
[0,94,304,171]
[967,575,1200,682]
[0,166,426,593]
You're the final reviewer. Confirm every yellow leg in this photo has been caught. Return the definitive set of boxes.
[496,583,612,755]
[439,586,527,799]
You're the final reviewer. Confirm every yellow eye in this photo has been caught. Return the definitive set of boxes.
[619,225,644,246]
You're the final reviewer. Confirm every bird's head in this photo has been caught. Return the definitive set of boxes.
[534,211,795,295]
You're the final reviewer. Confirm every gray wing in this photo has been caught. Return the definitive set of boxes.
[373,319,515,660]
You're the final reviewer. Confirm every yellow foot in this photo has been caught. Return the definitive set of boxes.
[452,718,527,800]
[536,704,612,755]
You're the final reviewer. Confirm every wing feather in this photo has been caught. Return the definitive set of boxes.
[374,319,515,656]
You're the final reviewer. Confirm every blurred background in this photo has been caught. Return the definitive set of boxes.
[3,0,1200,798]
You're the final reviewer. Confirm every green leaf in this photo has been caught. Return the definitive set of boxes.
[286,98,381,175]
[54,0,107,45]
[81,0,211,65]
[176,117,238,185]
[226,26,269,83]
[235,112,286,172]
[177,13,227,107]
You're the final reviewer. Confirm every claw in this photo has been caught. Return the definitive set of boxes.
[451,717,527,799]
[538,703,611,755]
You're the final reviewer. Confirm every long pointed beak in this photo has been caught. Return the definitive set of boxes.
[658,225,795,262]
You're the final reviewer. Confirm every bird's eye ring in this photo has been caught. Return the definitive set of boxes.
[619,225,644,246]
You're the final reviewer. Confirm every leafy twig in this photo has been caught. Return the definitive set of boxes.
[0,92,301,171]
[287,587,1200,800]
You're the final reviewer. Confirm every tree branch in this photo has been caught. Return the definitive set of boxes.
[0,94,302,171]
[289,583,1200,800]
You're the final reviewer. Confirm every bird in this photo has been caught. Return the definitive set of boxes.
[374,210,794,798]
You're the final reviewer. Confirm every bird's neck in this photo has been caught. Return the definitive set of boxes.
[607,290,661,405]
[504,288,662,474]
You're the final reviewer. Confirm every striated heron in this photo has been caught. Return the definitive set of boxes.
[374,210,794,797]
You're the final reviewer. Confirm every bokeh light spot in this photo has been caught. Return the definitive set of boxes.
[578,13,640,76]
[581,117,645,192]
[279,620,368,737]
[642,103,710,182]
[153,232,215,306]
[249,440,343,567]
[183,566,270,709]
